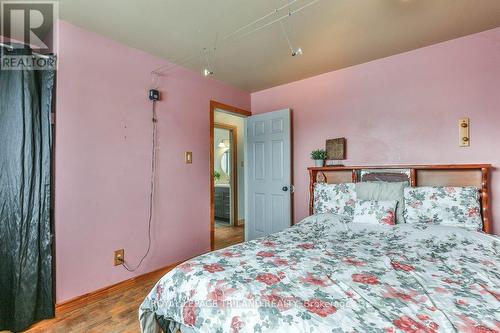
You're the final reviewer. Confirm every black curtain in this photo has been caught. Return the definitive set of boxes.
[0,47,55,332]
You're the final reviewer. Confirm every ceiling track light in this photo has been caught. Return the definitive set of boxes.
[278,4,303,58]
[203,68,214,77]
[203,47,215,77]
[150,0,320,77]
[291,47,303,57]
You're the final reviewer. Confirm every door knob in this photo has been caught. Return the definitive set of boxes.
[282,186,288,192]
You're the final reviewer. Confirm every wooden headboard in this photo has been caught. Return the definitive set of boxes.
[308,164,493,233]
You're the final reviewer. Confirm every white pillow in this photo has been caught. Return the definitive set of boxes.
[313,183,356,218]
[353,200,397,225]
[404,186,482,231]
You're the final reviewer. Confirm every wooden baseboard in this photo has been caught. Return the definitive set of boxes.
[55,261,181,316]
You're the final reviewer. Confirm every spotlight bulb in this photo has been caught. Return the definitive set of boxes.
[203,68,214,77]
[291,48,303,57]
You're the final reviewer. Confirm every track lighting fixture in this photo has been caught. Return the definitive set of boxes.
[150,0,320,77]
[278,3,303,58]
[203,68,214,77]
[291,47,303,57]
[202,46,215,77]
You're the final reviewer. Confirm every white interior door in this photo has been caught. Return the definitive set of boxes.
[245,109,292,241]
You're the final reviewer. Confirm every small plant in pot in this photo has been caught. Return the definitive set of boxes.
[214,170,221,182]
[311,149,327,167]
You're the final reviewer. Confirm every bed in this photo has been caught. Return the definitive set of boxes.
[140,164,499,333]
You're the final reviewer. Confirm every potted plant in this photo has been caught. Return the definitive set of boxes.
[214,170,221,182]
[311,149,327,167]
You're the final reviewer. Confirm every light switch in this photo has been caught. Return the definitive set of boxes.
[459,118,470,147]
[185,152,193,164]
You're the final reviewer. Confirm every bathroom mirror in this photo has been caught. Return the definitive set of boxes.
[221,150,230,176]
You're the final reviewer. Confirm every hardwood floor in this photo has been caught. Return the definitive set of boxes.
[15,265,176,333]
[1,227,244,333]
[214,224,244,250]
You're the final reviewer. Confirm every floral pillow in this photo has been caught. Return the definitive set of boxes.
[313,183,356,218]
[404,186,482,231]
[353,200,397,225]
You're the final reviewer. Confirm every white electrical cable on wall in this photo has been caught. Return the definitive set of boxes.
[121,101,157,272]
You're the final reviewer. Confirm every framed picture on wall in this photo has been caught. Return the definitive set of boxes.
[326,137,346,160]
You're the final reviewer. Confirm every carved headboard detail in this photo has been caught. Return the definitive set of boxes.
[308,164,493,234]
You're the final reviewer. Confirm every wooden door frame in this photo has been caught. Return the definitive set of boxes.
[210,101,251,251]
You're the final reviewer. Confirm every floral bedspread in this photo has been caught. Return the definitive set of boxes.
[139,214,500,333]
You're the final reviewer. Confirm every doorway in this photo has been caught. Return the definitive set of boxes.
[210,101,250,250]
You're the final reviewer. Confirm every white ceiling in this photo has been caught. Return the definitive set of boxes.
[58,0,500,92]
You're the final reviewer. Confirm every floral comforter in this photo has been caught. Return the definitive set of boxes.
[139,214,500,333]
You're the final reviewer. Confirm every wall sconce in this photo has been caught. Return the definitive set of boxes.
[218,139,229,148]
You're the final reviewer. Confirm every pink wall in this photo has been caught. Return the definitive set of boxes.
[55,21,250,302]
[252,28,500,234]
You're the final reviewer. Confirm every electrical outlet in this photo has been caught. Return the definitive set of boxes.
[114,249,124,266]
[185,151,193,164]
